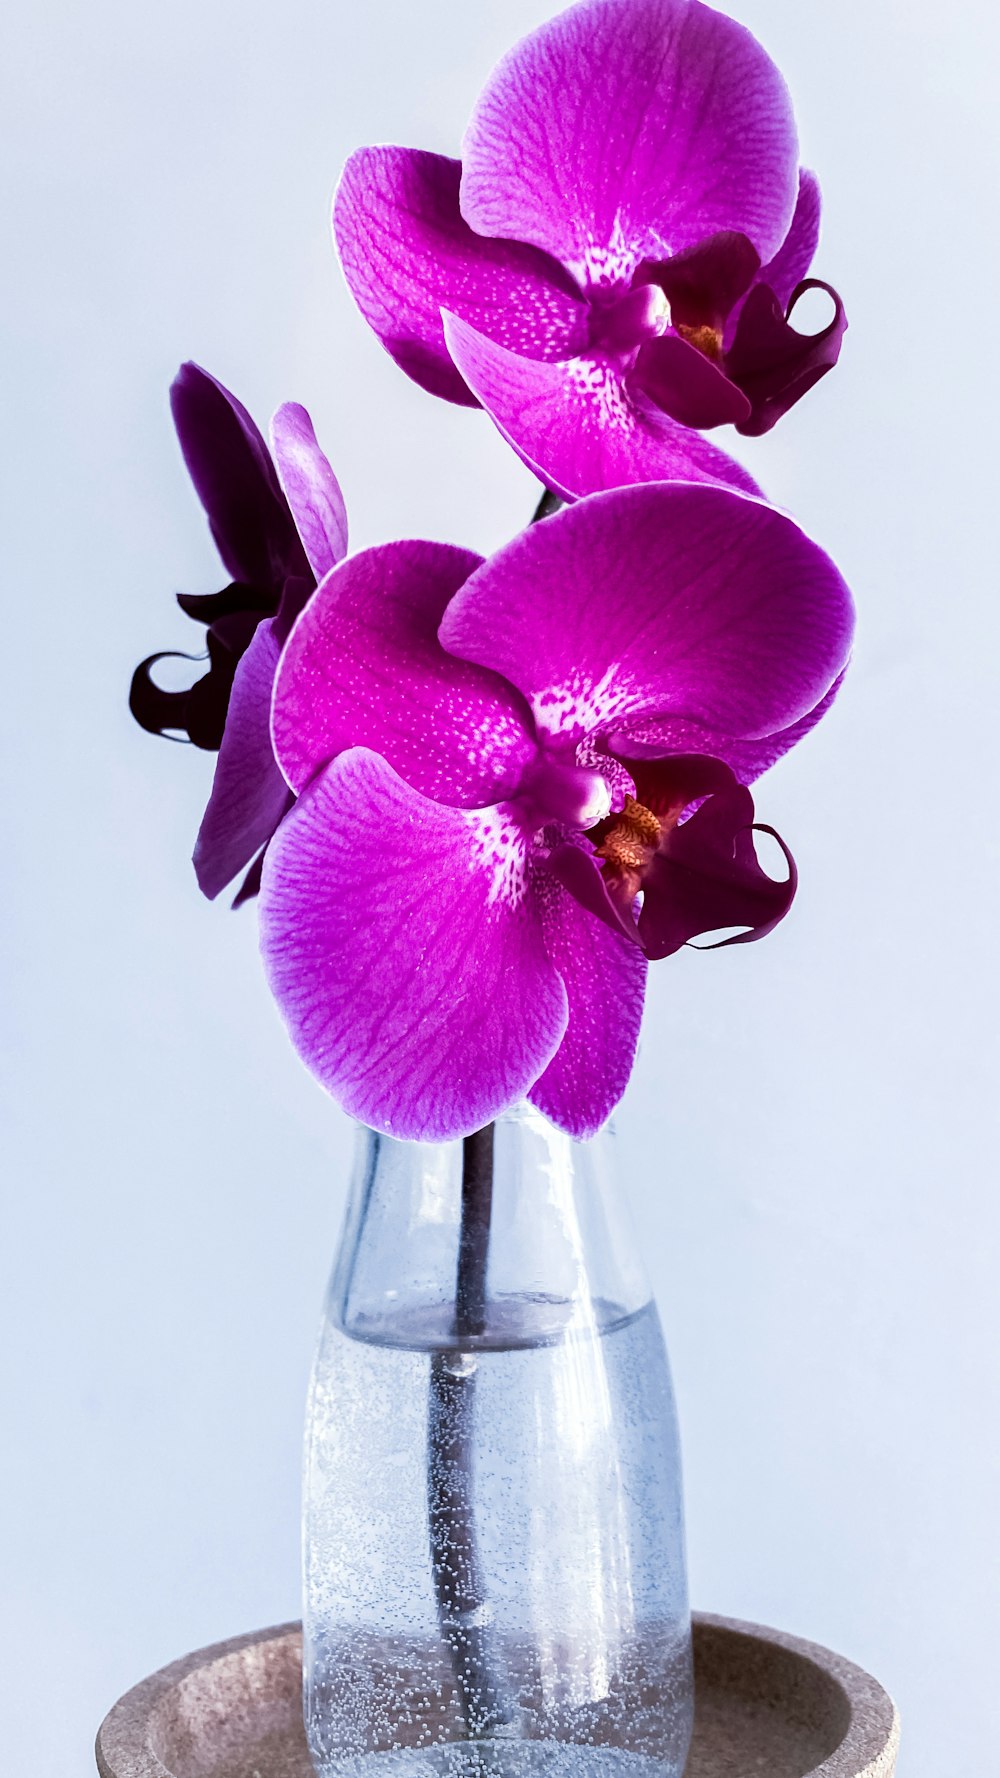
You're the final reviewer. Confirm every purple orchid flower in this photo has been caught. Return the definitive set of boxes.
[259,483,853,1142]
[334,0,846,505]
[130,363,348,902]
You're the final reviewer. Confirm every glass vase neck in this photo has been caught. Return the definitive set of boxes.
[332,1103,652,1353]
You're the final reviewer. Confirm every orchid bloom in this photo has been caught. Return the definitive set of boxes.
[259,483,853,1141]
[334,0,846,504]
[130,363,348,902]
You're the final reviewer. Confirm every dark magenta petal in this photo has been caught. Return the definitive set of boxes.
[631,334,752,429]
[528,862,648,1137]
[334,147,589,405]
[625,750,738,813]
[169,362,306,588]
[259,749,568,1141]
[640,231,760,332]
[461,0,798,284]
[272,540,538,807]
[691,823,797,951]
[729,278,847,437]
[443,312,762,502]
[130,613,261,753]
[625,755,797,958]
[640,801,796,956]
[129,650,203,742]
[184,664,235,750]
[175,582,275,625]
[193,620,293,899]
[270,403,348,582]
[441,483,854,749]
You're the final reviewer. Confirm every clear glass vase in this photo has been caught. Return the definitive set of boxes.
[303,1104,693,1778]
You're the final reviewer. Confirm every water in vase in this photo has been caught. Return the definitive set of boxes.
[304,1112,694,1778]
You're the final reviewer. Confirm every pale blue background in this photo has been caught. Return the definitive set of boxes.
[2,0,998,1772]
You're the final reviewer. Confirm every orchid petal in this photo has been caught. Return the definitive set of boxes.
[133,612,261,755]
[632,762,798,957]
[528,863,647,1137]
[270,403,348,582]
[632,334,752,429]
[334,147,589,405]
[460,0,798,287]
[756,169,822,313]
[443,313,761,502]
[730,278,848,437]
[129,650,202,742]
[193,620,292,900]
[546,840,639,947]
[611,670,847,782]
[258,749,568,1141]
[440,483,854,748]
[640,230,761,332]
[175,583,274,625]
[272,541,538,807]
[169,362,305,588]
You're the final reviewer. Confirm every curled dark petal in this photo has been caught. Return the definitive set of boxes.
[129,650,204,740]
[728,277,847,437]
[689,823,797,950]
[177,612,264,749]
[639,791,797,959]
[570,755,797,961]
[184,666,233,750]
[637,232,761,333]
[176,580,276,625]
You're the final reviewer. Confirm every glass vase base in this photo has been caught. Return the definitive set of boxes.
[314,1745,680,1778]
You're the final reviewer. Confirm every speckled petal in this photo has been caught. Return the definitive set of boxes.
[334,147,590,404]
[609,672,847,783]
[272,540,538,807]
[461,0,798,288]
[270,403,348,582]
[440,482,854,748]
[443,312,761,501]
[193,620,292,899]
[528,863,647,1137]
[258,749,568,1141]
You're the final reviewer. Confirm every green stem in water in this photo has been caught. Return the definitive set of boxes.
[428,1125,517,1746]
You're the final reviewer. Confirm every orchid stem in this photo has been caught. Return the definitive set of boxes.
[455,1124,494,1337]
[428,1123,516,1749]
[531,485,563,524]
